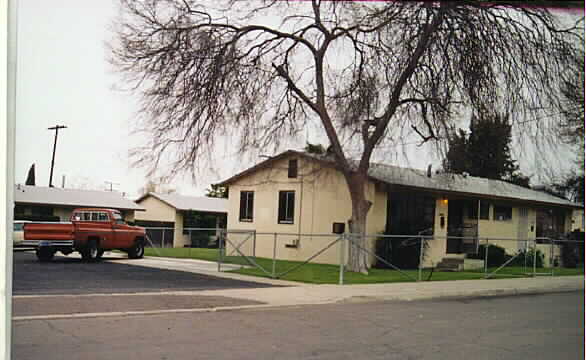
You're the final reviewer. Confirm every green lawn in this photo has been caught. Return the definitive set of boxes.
[143,247,584,284]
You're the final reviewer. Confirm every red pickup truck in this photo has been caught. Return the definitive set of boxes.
[23,208,146,262]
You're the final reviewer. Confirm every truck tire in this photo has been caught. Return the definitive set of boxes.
[128,239,144,259]
[36,247,55,262]
[81,239,100,262]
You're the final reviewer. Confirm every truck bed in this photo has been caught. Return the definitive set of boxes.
[23,222,75,247]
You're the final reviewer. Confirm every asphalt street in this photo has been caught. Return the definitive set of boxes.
[13,292,584,360]
[12,251,276,296]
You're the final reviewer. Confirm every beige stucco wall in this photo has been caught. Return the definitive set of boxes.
[135,195,188,247]
[571,209,585,232]
[174,212,189,248]
[135,196,177,223]
[225,156,387,265]
[422,198,450,267]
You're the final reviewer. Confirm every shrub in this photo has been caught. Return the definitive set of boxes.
[467,244,507,267]
[508,248,544,268]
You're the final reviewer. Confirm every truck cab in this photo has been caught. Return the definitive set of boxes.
[24,208,146,262]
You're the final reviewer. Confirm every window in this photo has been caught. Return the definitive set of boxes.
[278,191,295,224]
[98,212,109,222]
[112,212,125,225]
[288,159,298,178]
[239,191,254,222]
[466,200,490,220]
[494,205,512,221]
[91,212,99,221]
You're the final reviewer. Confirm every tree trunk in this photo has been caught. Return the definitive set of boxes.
[345,172,372,274]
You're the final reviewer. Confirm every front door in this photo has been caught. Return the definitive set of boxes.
[446,200,464,253]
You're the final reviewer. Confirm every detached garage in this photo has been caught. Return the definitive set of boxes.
[134,193,228,248]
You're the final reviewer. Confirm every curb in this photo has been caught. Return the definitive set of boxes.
[13,284,582,322]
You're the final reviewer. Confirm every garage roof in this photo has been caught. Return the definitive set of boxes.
[137,193,228,213]
[14,184,144,211]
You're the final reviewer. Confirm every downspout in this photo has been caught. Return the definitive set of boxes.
[297,171,303,247]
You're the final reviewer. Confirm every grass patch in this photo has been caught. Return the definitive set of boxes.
[143,247,584,284]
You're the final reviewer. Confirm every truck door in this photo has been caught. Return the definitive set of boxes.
[111,211,134,249]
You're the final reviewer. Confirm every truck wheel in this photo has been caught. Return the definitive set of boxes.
[81,239,100,262]
[36,248,55,262]
[128,239,144,259]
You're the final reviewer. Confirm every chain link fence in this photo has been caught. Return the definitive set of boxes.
[141,227,583,284]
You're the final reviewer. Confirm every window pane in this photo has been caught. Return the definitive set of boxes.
[83,212,92,221]
[278,191,295,223]
[98,212,109,221]
[239,191,254,221]
[286,192,295,221]
[288,159,298,178]
[494,205,512,221]
[91,212,99,221]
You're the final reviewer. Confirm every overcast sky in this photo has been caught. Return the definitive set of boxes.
[13,1,583,199]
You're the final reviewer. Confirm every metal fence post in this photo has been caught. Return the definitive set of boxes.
[253,230,257,258]
[533,239,538,277]
[418,236,424,282]
[523,239,528,274]
[550,238,554,277]
[217,230,224,272]
[272,233,277,279]
[339,234,345,285]
[484,238,489,277]
[189,229,192,257]
[162,229,165,249]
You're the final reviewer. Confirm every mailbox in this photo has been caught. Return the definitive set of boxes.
[332,222,345,234]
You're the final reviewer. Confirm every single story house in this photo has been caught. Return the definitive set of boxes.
[134,192,228,248]
[216,150,584,267]
[14,184,144,222]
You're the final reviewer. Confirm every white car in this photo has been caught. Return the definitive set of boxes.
[13,221,31,248]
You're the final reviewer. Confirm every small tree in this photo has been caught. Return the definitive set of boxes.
[111,1,583,273]
[205,184,228,198]
[444,111,530,187]
[25,164,35,186]
[139,179,176,196]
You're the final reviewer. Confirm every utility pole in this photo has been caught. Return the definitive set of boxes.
[105,181,119,192]
[48,125,67,187]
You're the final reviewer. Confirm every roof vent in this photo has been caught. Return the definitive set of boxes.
[427,164,432,178]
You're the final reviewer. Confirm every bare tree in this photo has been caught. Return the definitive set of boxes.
[138,179,177,196]
[110,0,583,273]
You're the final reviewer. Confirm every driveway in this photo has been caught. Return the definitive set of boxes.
[12,251,278,296]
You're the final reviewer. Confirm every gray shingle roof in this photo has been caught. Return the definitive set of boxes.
[145,193,228,213]
[222,150,581,209]
[14,184,144,211]
[366,162,581,208]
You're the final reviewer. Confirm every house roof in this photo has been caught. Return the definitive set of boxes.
[136,193,228,213]
[14,184,144,211]
[217,150,582,209]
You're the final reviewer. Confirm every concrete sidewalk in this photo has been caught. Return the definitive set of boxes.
[106,254,584,308]
[194,275,584,307]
